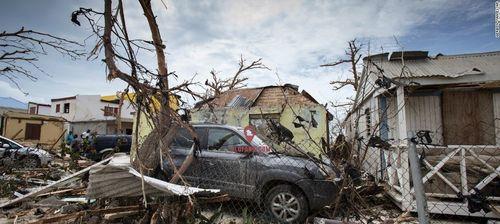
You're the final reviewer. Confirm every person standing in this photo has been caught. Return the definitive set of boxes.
[65,131,74,145]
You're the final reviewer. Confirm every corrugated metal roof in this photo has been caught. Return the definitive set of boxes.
[226,95,253,107]
[87,154,219,199]
[366,51,500,79]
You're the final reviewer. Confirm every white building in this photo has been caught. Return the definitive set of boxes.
[51,94,135,135]
[28,102,51,116]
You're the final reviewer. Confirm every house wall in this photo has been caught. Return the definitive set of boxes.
[191,104,329,155]
[52,95,135,122]
[70,121,108,136]
[405,95,444,144]
[37,105,51,116]
[2,117,65,148]
[130,95,180,162]
[493,93,500,146]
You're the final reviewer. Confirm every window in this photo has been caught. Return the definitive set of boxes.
[171,128,195,148]
[63,103,70,113]
[249,113,280,134]
[207,128,247,152]
[29,107,37,114]
[365,108,371,138]
[55,104,60,113]
[442,90,494,145]
[104,106,119,116]
[25,123,42,140]
[0,138,20,149]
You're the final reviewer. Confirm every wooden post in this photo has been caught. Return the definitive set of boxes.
[396,86,407,146]
[50,129,66,151]
[11,128,23,140]
[408,132,430,223]
[460,147,468,196]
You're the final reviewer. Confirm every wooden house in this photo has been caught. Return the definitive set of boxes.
[344,51,500,218]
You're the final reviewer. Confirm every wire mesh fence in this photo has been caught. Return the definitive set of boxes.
[346,89,500,223]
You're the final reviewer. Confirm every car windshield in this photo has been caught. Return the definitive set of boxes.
[1,137,23,149]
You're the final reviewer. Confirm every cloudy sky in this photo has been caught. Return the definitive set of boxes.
[1,0,499,108]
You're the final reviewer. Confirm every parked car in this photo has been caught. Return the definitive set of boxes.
[0,135,53,167]
[91,135,131,160]
[159,124,338,223]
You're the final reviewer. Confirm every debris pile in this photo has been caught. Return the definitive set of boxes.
[0,152,220,223]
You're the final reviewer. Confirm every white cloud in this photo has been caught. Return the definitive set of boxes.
[0,0,492,110]
[0,81,45,103]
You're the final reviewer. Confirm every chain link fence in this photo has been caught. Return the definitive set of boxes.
[348,90,500,223]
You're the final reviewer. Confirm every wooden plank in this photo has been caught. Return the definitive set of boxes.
[396,86,407,144]
[29,205,144,224]
[460,148,468,195]
[467,149,500,176]
[421,159,460,193]
[414,201,500,219]
[420,148,460,185]
[442,90,494,145]
[470,166,500,193]
[493,93,500,145]
[405,95,443,144]
[0,157,112,208]
[49,129,66,151]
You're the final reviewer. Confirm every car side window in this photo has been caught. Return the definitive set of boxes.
[0,139,7,148]
[207,128,248,152]
[0,138,20,149]
[172,128,195,149]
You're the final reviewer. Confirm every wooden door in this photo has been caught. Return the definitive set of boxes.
[442,90,495,145]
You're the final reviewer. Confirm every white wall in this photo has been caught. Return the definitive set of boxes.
[405,95,444,145]
[51,97,78,121]
[51,95,135,122]
[37,105,51,116]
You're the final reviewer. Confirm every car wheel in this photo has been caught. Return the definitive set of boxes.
[23,156,41,168]
[265,184,309,223]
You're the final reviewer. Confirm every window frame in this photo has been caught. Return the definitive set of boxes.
[55,104,60,113]
[25,123,42,140]
[205,127,250,153]
[63,103,70,114]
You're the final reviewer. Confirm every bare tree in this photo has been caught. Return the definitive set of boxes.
[204,56,269,97]
[321,39,363,91]
[0,27,83,92]
[73,0,201,188]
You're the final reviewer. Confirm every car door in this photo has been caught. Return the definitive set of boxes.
[197,127,252,198]
[165,127,204,186]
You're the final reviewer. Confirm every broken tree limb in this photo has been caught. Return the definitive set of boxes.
[169,143,195,184]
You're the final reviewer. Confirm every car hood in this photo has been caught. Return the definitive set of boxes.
[16,147,52,158]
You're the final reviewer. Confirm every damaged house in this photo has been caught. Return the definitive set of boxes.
[344,51,500,218]
[191,84,332,155]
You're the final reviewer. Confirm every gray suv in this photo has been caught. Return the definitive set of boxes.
[160,124,338,223]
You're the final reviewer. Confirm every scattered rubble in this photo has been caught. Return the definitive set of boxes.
[0,150,222,223]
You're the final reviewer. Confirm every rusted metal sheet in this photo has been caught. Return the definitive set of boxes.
[87,153,219,199]
[367,51,500,79]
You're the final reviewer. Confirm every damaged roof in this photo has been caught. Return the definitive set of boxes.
[194,84,322,109]
[364,51,500,79]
